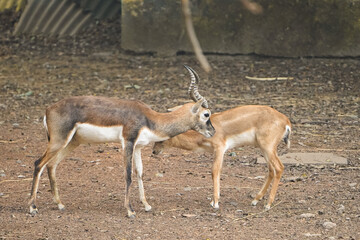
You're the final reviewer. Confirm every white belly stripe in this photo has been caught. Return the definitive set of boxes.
[74,123,125,148]
[66,124,167,149]
[225,128,256,150]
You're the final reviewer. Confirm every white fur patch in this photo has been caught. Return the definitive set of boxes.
[43,115,48,133]
[225,128,256,150]
[64,124,167,149]
[286,125,291,133]
[73,123,125,148]
[136,127,168,146]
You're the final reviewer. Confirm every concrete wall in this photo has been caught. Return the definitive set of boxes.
[121,0,360,57]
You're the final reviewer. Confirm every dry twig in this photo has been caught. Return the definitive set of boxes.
[245,76,294,81]
[233,200,283,221]
[0,178,33,184]
[0,140,21,144]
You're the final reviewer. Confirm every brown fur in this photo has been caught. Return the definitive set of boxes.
[29,96,215,218]
[153,105,291,210]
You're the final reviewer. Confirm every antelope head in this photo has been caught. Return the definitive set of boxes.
[184,65,214,138]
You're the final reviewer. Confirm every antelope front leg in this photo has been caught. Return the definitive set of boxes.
[134,147,152,212]
[47,164,65,211]
[210,149,224,209]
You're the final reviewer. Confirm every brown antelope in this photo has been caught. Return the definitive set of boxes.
[28,65,215,218]
[153,104,291,210]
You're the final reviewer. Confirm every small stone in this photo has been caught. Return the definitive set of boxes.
[285,176,303,182]
[323,221,336,229]
[24,91,33,97]
[12,123,20,129]
[18,175,25,178]
[299,213,316,218]
[184,187,192,191]
[228,152,236,157]
[155,173,164,178]
[337,204,345,214]
[312,165,325,169]
[349,183,357,188]
[304,233,322,237]
[182,213,196,218]
[229,201,238,206]
[254,176,265,180]
[89,159,101,163]
[249,192,257,199]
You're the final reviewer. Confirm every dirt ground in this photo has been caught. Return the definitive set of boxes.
[1,13,359,240]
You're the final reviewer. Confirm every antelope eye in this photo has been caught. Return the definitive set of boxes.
[204,113,210,118]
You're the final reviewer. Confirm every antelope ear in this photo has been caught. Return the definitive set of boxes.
[167,105,182,112]
[191,100,203,114]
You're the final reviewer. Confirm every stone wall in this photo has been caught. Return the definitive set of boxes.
[121,0,360,57]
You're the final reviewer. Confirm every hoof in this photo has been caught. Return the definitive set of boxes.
[29,206,38,216]
[251,200,258,206]
[144,205,152,212]
[127,210,136,218]
[210,200,219,209]
[264,204,271,211]
[58,204,65,211]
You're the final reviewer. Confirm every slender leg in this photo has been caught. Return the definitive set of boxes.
[210,148,225,209]
[251,147,284,210]
[47,141,79,211]
[251,159,274,207]
[265,153,284,210]
[134,146,152,212]
[29,149,58,215]
[124,141,135,218]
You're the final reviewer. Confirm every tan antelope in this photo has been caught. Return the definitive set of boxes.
[29,65,215,218]
[153,100,291,210]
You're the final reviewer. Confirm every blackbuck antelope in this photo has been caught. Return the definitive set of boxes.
[153,105,291,210]
[29,65,215,218]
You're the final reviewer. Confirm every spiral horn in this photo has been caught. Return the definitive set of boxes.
[184,65,208,108]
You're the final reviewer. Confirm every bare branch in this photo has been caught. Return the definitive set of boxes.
[182,0,211,73]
